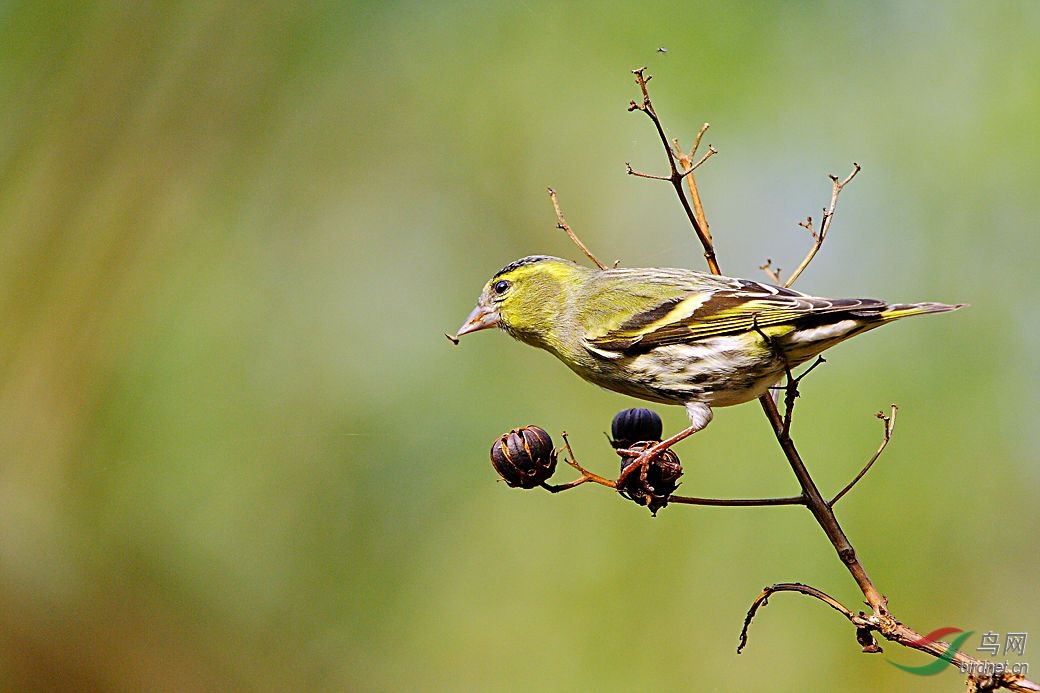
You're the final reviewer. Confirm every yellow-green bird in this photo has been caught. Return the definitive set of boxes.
[455,255,962,457]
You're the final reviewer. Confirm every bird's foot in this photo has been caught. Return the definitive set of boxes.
[614,441,684,515]
[615,441,668,486]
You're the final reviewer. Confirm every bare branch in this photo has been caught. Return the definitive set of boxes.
[629,153,714,182]
[540,431,617,492]
[687,144,718,173]
[759,258,782,284]
[545,434,807,507]
[668,493,804,507]
[675,140,716,264]
[757,393,887,611]
[799,215,818,241]
[625,163,672,181]
[670,137,684,160]
[547,188,607,270]
[783,163,862,287]
[738,583,858,654]
[829,405,898,506]
[628,68,721,274]
[739,583,1040,691]
[689,122,710,159]
[781,365,798,439]
[795,355,827,382]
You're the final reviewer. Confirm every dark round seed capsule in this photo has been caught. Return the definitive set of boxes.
[490,426,557,489]
[611,408,663,449]
[617,441,682,515]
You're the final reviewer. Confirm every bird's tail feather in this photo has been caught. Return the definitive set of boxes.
[876,302,966,321]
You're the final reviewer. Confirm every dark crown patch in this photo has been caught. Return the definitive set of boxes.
[493,255,556,279]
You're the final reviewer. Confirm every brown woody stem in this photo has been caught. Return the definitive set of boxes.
[628,68,721,274]
[547,188,607,270]
[830,405,897,506]
[783,163,861,287]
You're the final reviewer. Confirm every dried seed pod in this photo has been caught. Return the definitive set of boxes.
[490,426,557,489]
[617,442,682,515]
[610,408,663,449]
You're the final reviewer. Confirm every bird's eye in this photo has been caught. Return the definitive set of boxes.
[493,280,511,295]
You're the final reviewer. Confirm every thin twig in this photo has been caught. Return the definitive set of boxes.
[668,124,717,251]
[544,434,802,505]
[668,494,804,507]
[759,259,782,284]
[749,315,801,438]
[795,355,827,381]
[675,142,719,261]
[628,68,721,274]
[547,188,607,270]
[686,144,718,174]
[689,122,710,159]
[773,357,828,437]
[541,432,617,492]
[624,163,671,181]
[783,163,861,287]
[740,585,1040,691]
[679,151,714,263]
[757,394,887,609]
[738,582,856,654]
[552,434,806,507]
[628,156,713,182]
[830,406,898,506]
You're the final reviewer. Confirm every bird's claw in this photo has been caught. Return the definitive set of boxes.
[616,446,660,486]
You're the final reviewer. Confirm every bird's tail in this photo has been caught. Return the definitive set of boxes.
[877,302,966,321]
[782,300,965,367]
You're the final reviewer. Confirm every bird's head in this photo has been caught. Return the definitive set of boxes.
[453,255,586,350]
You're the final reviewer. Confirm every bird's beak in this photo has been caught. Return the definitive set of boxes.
[455,303,500,338]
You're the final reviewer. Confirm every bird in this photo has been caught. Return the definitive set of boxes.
[453,255,963,468]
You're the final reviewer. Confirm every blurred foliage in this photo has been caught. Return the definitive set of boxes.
[1,1,1038,690]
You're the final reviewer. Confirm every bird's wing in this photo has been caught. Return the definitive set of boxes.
[584,283,885,354]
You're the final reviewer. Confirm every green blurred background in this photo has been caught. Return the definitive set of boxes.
[1,2,1037,691]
